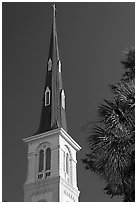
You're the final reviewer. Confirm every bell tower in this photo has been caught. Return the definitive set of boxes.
[23,4,81,202]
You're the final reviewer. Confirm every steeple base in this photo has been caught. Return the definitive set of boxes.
[23,128,81,202]
[24,176,79,202]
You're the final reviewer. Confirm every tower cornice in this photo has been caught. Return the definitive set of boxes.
[23,128,81,152]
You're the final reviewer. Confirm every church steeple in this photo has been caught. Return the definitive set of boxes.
[36,4,67,134]
[23,6,81,201]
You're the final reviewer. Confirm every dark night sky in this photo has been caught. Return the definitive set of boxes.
[3,2,134,202]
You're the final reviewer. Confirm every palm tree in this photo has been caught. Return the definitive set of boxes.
[83,48,135,201]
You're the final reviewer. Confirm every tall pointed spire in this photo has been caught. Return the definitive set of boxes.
[35,4,67,135]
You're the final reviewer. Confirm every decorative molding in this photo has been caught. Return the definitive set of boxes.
[27,152,36,158]
[60,177,80,196]
[24,176,59,189]
[64,190,75,202]
[60,128,81,151]
[23,128,81,152]
[30,188,53,202]
[36,141,51,151]
[23,128,60,143]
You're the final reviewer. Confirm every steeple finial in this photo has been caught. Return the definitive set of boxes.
[52,4,57,18]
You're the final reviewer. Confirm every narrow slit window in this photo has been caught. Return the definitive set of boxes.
[45,87,50,106]
[58,60,61,73]
[61,89,65,109]
[64,146,71,183]
[46,148,51,171]
[63,152,65,172]
[48,58,52,71]
[39,150,44,172]
[66,153,69,174]
[46,92,50,105]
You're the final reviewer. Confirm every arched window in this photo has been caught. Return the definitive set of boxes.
[46,148,51,171]
[45,87,51,106]
[38,146,51,179]
[39,149,44,172]
[66,153,69,174]
[64,146,71,183]
[46,92,50,104]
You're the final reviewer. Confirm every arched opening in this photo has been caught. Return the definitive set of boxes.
[45,87,51,106]
[37,144,52,180]
[64,146,71,183]
[39,149,44,172]
[48,58,52,71]
[66,153,69,174]
[46,92,50,105]
[46,148,51,171]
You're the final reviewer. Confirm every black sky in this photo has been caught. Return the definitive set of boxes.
[3,2,135,202]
